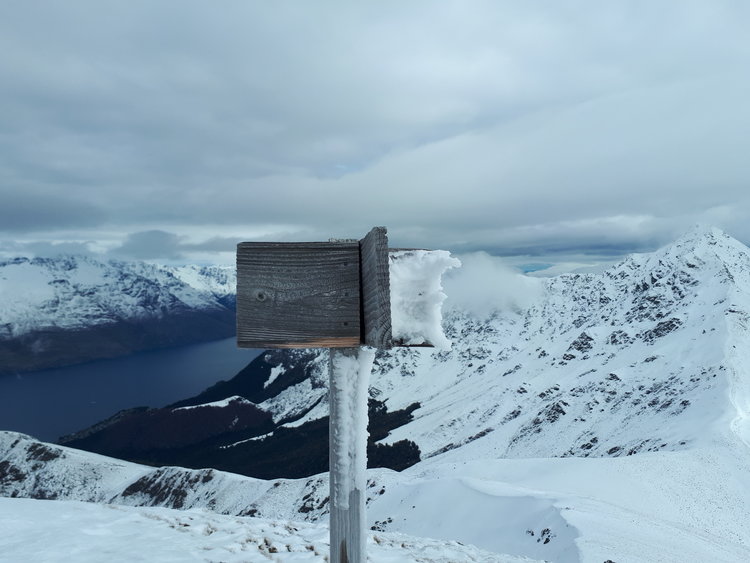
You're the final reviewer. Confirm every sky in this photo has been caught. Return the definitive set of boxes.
[1,1,749,270]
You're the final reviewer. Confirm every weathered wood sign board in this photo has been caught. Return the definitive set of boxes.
[235,226,453,563]
[236,227,392,349]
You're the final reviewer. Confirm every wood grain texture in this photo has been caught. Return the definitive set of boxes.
[236,242,360,348]
[329,489,363,563]
[359,227,392,349]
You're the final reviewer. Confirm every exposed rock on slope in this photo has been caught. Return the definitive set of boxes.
[61,350,422,478]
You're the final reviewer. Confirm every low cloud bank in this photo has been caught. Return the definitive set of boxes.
[442,252,544,316]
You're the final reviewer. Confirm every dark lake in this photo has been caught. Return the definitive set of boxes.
[0,338,262,443]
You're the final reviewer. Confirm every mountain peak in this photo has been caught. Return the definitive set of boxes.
[617,226,750,280]
[668,225,750,269]
[671,224,735,248]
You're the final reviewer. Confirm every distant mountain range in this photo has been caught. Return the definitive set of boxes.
[3,227,750,561]
[62,226,750,467]
[0,256,236,373]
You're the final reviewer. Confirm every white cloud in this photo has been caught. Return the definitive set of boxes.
[443,252,544,316]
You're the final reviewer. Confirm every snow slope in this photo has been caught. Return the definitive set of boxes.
[3,426,749,561]
[0,432,538,561]
[371,446,750,562]
[0,497,530,563]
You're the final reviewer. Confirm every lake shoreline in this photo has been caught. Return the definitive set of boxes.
[0,338,262,442]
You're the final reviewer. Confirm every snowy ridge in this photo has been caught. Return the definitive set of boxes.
[0,432,532,562]
[0,430,323,520]
[247,227,750,464]
[0,255,234,338]
[167,264,236,303]
[172,396,253,411]
[0,255,237,372]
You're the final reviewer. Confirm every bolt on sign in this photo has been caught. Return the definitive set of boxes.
[236,226,458,563]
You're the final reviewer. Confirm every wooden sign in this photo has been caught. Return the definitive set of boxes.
[359,227,392,349]
[235,226,453,563]
[236,227,392,349]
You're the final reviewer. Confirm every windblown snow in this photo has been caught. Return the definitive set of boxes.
[389,249,460,348]
[2,226,750,562]
[329,348,376,510]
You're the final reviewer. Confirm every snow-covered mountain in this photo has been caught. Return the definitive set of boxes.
[364,225,750,461]
[201,226,747,464]
[80,226,748,468]
[2,227,750,561]
[167,263,237,307]
[0,255,236,373]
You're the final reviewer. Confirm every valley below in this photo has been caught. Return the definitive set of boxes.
[0,337,261,442]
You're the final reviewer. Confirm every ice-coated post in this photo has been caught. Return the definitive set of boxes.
[329,347,375,563]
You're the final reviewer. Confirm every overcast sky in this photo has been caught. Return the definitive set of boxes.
[1,1,749,269]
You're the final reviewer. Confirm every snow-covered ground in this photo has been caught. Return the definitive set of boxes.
[0,497,531,563]
[371,443,750,562]
[1,430,748,562]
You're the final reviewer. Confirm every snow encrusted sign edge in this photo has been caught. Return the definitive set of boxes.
[236,226,460,350]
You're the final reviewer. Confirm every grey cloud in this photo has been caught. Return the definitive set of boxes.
[1,2,750,264]
[182,237,242,253]
[0,190,105,233]
[110,231,241,261]
[0,240,97,258]
[111,230,185,260]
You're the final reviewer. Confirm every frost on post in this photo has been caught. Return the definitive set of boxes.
[328,347,375,562]
[389,250,461,349]
[329,347,376,509]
